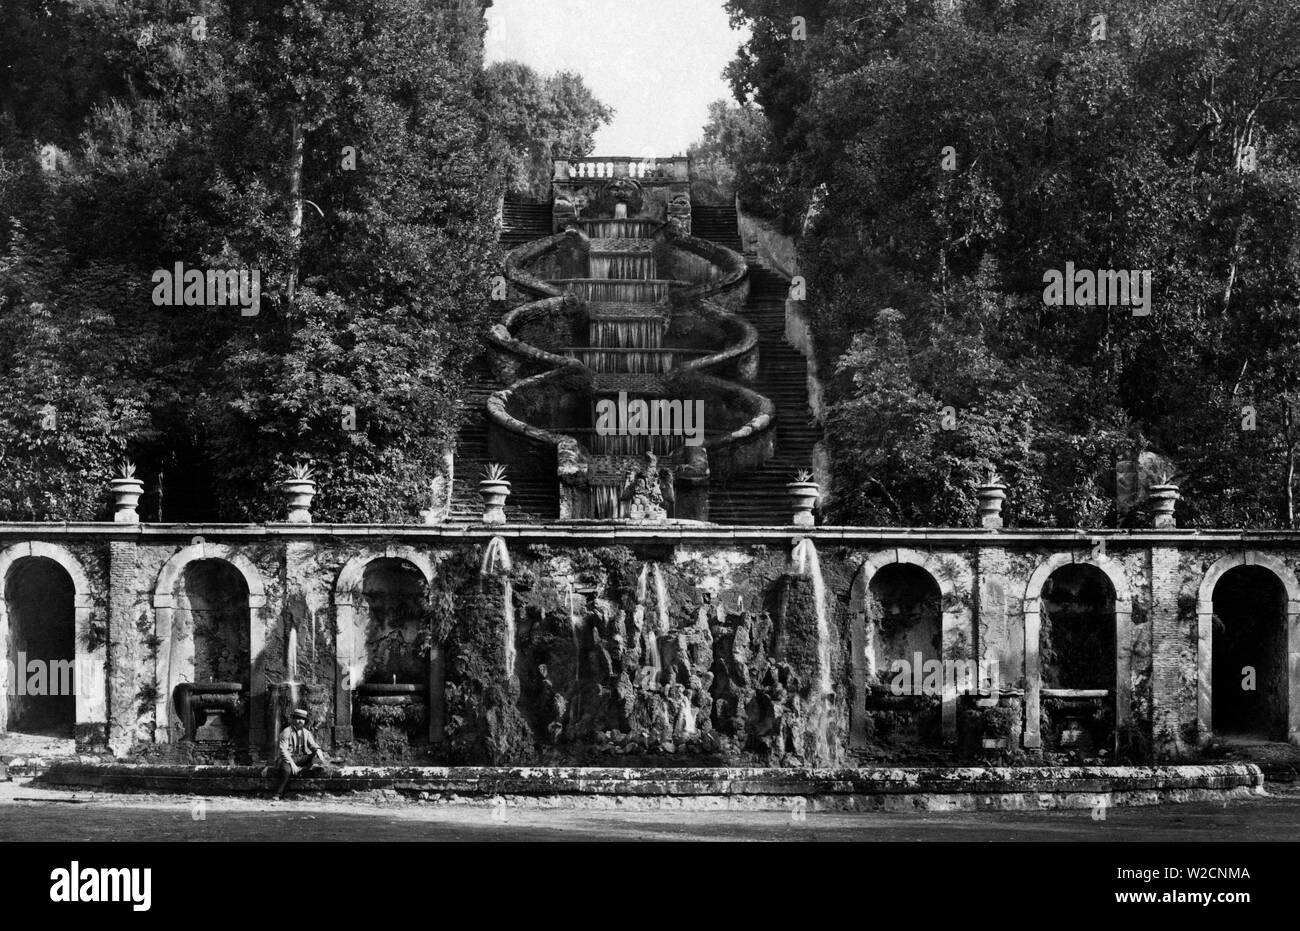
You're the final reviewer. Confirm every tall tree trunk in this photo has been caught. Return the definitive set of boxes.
[1285,403,1296,528]
[286,113,304,309]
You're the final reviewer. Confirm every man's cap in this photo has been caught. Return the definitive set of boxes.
[291,709,309,720]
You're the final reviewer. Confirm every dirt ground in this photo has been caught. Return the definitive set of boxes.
[1,777,1297,841]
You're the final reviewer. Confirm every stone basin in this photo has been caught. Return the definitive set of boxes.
[174,682,246,742]
[354,684,429,739]
[188,682,244,693]
[356,683,426,695]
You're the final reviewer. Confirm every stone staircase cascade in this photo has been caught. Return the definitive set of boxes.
[499,199,552,248]
[708,263,821,525]
[476,158,821,525]
[448,360,559,521]
[546,219,689,518]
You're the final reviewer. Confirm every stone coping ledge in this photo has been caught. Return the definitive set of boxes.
[1,523,1299,546]
[37,763,1263,806]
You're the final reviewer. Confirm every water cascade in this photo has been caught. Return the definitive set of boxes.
[547,279,671,303]
[566,348,676,374]
[650,563,671,635]
[480,536,515,678]
[536,202,718,519]
[588,428,680,457]
[634,564,664,674]
[286,627,298,677]
[589,480,623,519]
[788,537,837,765]
[589,252,658,280]
[589,316,666,349]
[577,219,656,239]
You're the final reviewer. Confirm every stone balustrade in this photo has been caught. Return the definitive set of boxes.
[553,156,690,182]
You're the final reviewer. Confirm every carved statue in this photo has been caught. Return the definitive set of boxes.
[603,177,643,217]
[619,451,668,521]
[667,192,692,234]
[660,465,675,517]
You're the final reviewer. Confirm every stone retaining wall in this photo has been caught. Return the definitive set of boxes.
[3,524,1300,765]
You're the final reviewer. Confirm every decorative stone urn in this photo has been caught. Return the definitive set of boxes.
[110,466,145,524]
[976,474,1008,530]
[479,464,511,525]
[786,471,820,528]
[1149,481,1180,529]
[280,465,316,524]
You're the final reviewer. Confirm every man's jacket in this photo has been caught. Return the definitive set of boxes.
[278,725,320,767]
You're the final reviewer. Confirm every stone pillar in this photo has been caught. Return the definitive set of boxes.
[847,574,870,750]
[107,539,139,755]
[1149,545,1191,758]
[975,545,1016,702]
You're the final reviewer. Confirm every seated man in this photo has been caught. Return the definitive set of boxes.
[273,708,327,798]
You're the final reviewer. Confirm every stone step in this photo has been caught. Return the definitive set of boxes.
[449,363,561,522]
[708,258,821,524]
[691,205,742,250]
[499,201,552,248]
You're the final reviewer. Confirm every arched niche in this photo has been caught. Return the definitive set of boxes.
[848,549,973,747]
[334,547,441,745]
[1196,552,1300,746]
[1023,552,1134,751]
[153,542,267,744]
[0,542,103,741]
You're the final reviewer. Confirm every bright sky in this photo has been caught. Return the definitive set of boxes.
[483,0,749,157]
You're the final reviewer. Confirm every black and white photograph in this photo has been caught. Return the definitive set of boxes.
[0,0,1294,913]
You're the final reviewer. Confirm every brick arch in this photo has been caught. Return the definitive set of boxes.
[152,541,269,744]
[0,542,104,738]
[1022,551,1134,751]
[1195,552,1300,745]
[847,549,974,745]
[333,547,441,745]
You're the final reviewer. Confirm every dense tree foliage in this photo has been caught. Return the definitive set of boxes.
[687,99,770,205]
[482,62,613,200]
[719,0,1300,528]
[0,0,601,522]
